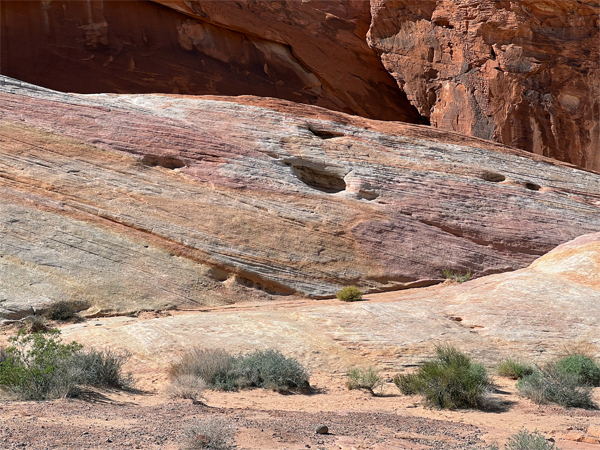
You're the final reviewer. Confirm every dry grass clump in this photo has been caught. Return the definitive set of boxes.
[496,359,534,380]
[179,417,234,450]
[165,375,207,403]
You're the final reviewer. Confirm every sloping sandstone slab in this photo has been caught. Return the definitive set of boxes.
[1,76,600,318]
[59,233,600,372]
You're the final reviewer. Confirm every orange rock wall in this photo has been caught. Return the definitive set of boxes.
[0,0,421,123]
[368,0,600,170]
[1,0,598,169]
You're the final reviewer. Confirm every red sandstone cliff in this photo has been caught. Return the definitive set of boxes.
[1,0,598,170]
[368,0,600,171]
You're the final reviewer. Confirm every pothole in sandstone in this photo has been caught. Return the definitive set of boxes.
[524,182,541,191]
[481,171,506,183]
[141,154,186,169]
[289,163,347,193]
[308,126,345,140]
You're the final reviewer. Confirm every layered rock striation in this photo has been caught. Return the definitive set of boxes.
[368,0,600,170]
[1,76,600,317]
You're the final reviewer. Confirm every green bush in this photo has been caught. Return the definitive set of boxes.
[336,286,363,302]
[555,355,600,386]
[442,269,471,283]
[394,345,490,409]
[170,348,310,393]
[179,417,234,450]
[346,367,384,395]
[517,364,597,409]
[0,329,132,400]
[497,359,534,380]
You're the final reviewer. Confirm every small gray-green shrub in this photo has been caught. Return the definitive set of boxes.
[497,359,534,380]
[394,345,490,409]
[346,367,384,395]
[0,329,132,400]
[336,286,363,302]
[442,269,471,283]
[517,364,597,409]
[179,417,234,450]
[502,429,558,450]
[170,348,310,392]
[555,355,600,386]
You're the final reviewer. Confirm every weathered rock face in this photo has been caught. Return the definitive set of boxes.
[368,0,600,170]
[58,232,600,372]
[0,0,421,123]
[1,76,600,317]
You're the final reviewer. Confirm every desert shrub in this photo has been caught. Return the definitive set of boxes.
[170,348,234,384]
[23,315,49,333]
[504,429,558,450]
[0,347,7,366]
[346,367,384,395]
[336,286,363,302]
[45,301,81,321]
[64,349,132,388]
[555,355,600,387]
[224,349,310,392]
[497,359,534,380]
[517,364,597,409]
[0,329,132,400]
[179,417,234,450]
[394,345,490,409]
[165,375,207,402]
[442,269,471,283]
[170,348,310,392]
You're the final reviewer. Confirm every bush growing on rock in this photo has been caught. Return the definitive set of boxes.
[0,329,132,400]
[394,345,490,409]
[346,367,384,395]
[45,300,85,322]
[442,269,471,283]
[496,359,534,380]
[170,348,310,393]
[336,286,363,302]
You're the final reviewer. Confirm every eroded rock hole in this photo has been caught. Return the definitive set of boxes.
[433,18,454,29]
[142,154,186,169]
[292,165,346,193]
[308,126,345,140]
[482,172,506,183]
[525,182,541,191]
